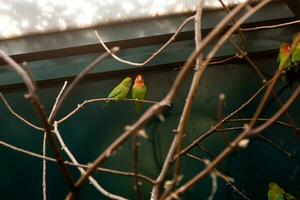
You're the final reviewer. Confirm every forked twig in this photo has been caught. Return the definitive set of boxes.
[94,16,195,66]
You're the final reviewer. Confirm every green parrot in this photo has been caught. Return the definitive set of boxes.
[291,32,300,66]
[278,43,292,71]
[104,77,132,107]
[277,43,292,81]
[268,182,298,200]
[268,182,285,200]
[132,75,147,112]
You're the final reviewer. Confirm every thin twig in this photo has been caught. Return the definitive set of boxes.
[94,16,195,66]
[214,127,293,158]
[226,118,294,128]
[133,136,142,200]
[186,154,252,200]
[218,0,246,51]
[255,134,292,157]
[0,92,44,131]
[53,122,127,200]
[42,134,47,200]
[42,81,68,200]
[0,139,155,184]
[177,79,270,159]
[216,93,230,145]
[58,98,166,124]
[205,159,218,200]
[240,19,300,31]
[209,55,239,65]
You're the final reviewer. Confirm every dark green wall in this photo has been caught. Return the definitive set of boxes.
[1,54,299,199]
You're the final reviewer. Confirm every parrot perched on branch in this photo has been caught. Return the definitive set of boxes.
[132,75,147,112]
[268,182,298,200]
[291,32,300,66]
[103,77,132,107]
[278,43,292,72]
[277,43,292,82]
[268,182,285,200]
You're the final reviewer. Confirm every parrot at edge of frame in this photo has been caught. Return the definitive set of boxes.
[103,77,132,107]
[132,75,147,112]
[291,32,300,66]
[268,182,298,200]
[277,43,292,81]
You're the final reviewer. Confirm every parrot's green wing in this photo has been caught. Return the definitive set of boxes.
[108,84,123,99]
[291,47,300,65]
[268,191,284,200]
[132,85,147,112]
[103,84,129,108]
[284,192,298,200]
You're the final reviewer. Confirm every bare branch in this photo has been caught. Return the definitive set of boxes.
[177,79,269,159]
[186,154,250,200]
[58,98,166,124]
[227,118,294,128]
[48,47,119,124]
[42,134,47,200]
[94,16,195,66]
[133,136,142,200]
[42,81,68,200]
[241,19,300,31]
[53,122,127,200]
[0,139,154,185]
[166,43,300,200]
[66,1,257,198]
[0,50,77,197]
[0,92,44,131]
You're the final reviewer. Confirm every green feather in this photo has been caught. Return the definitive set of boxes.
[132,85,147,112]
[291,46,300,65]
[103,77,132,107]
[292,33,300,65]
[278,50,292,71]
[268,182,285,200]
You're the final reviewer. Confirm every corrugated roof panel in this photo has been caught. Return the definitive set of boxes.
[0,0,256,40]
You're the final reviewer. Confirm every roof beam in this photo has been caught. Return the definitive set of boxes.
[283,0,300,19]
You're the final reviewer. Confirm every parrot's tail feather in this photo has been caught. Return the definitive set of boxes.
[134,101,143,112]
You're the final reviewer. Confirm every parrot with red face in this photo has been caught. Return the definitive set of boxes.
[278,43,292,71]
[277,43,292,81]
[132,75,147,112]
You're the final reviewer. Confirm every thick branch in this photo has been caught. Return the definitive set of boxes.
[0,50,77,198]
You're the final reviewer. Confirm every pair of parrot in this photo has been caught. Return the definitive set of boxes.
[268,182,297,200]
[277,32,300,81]
[105,75,147,111]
